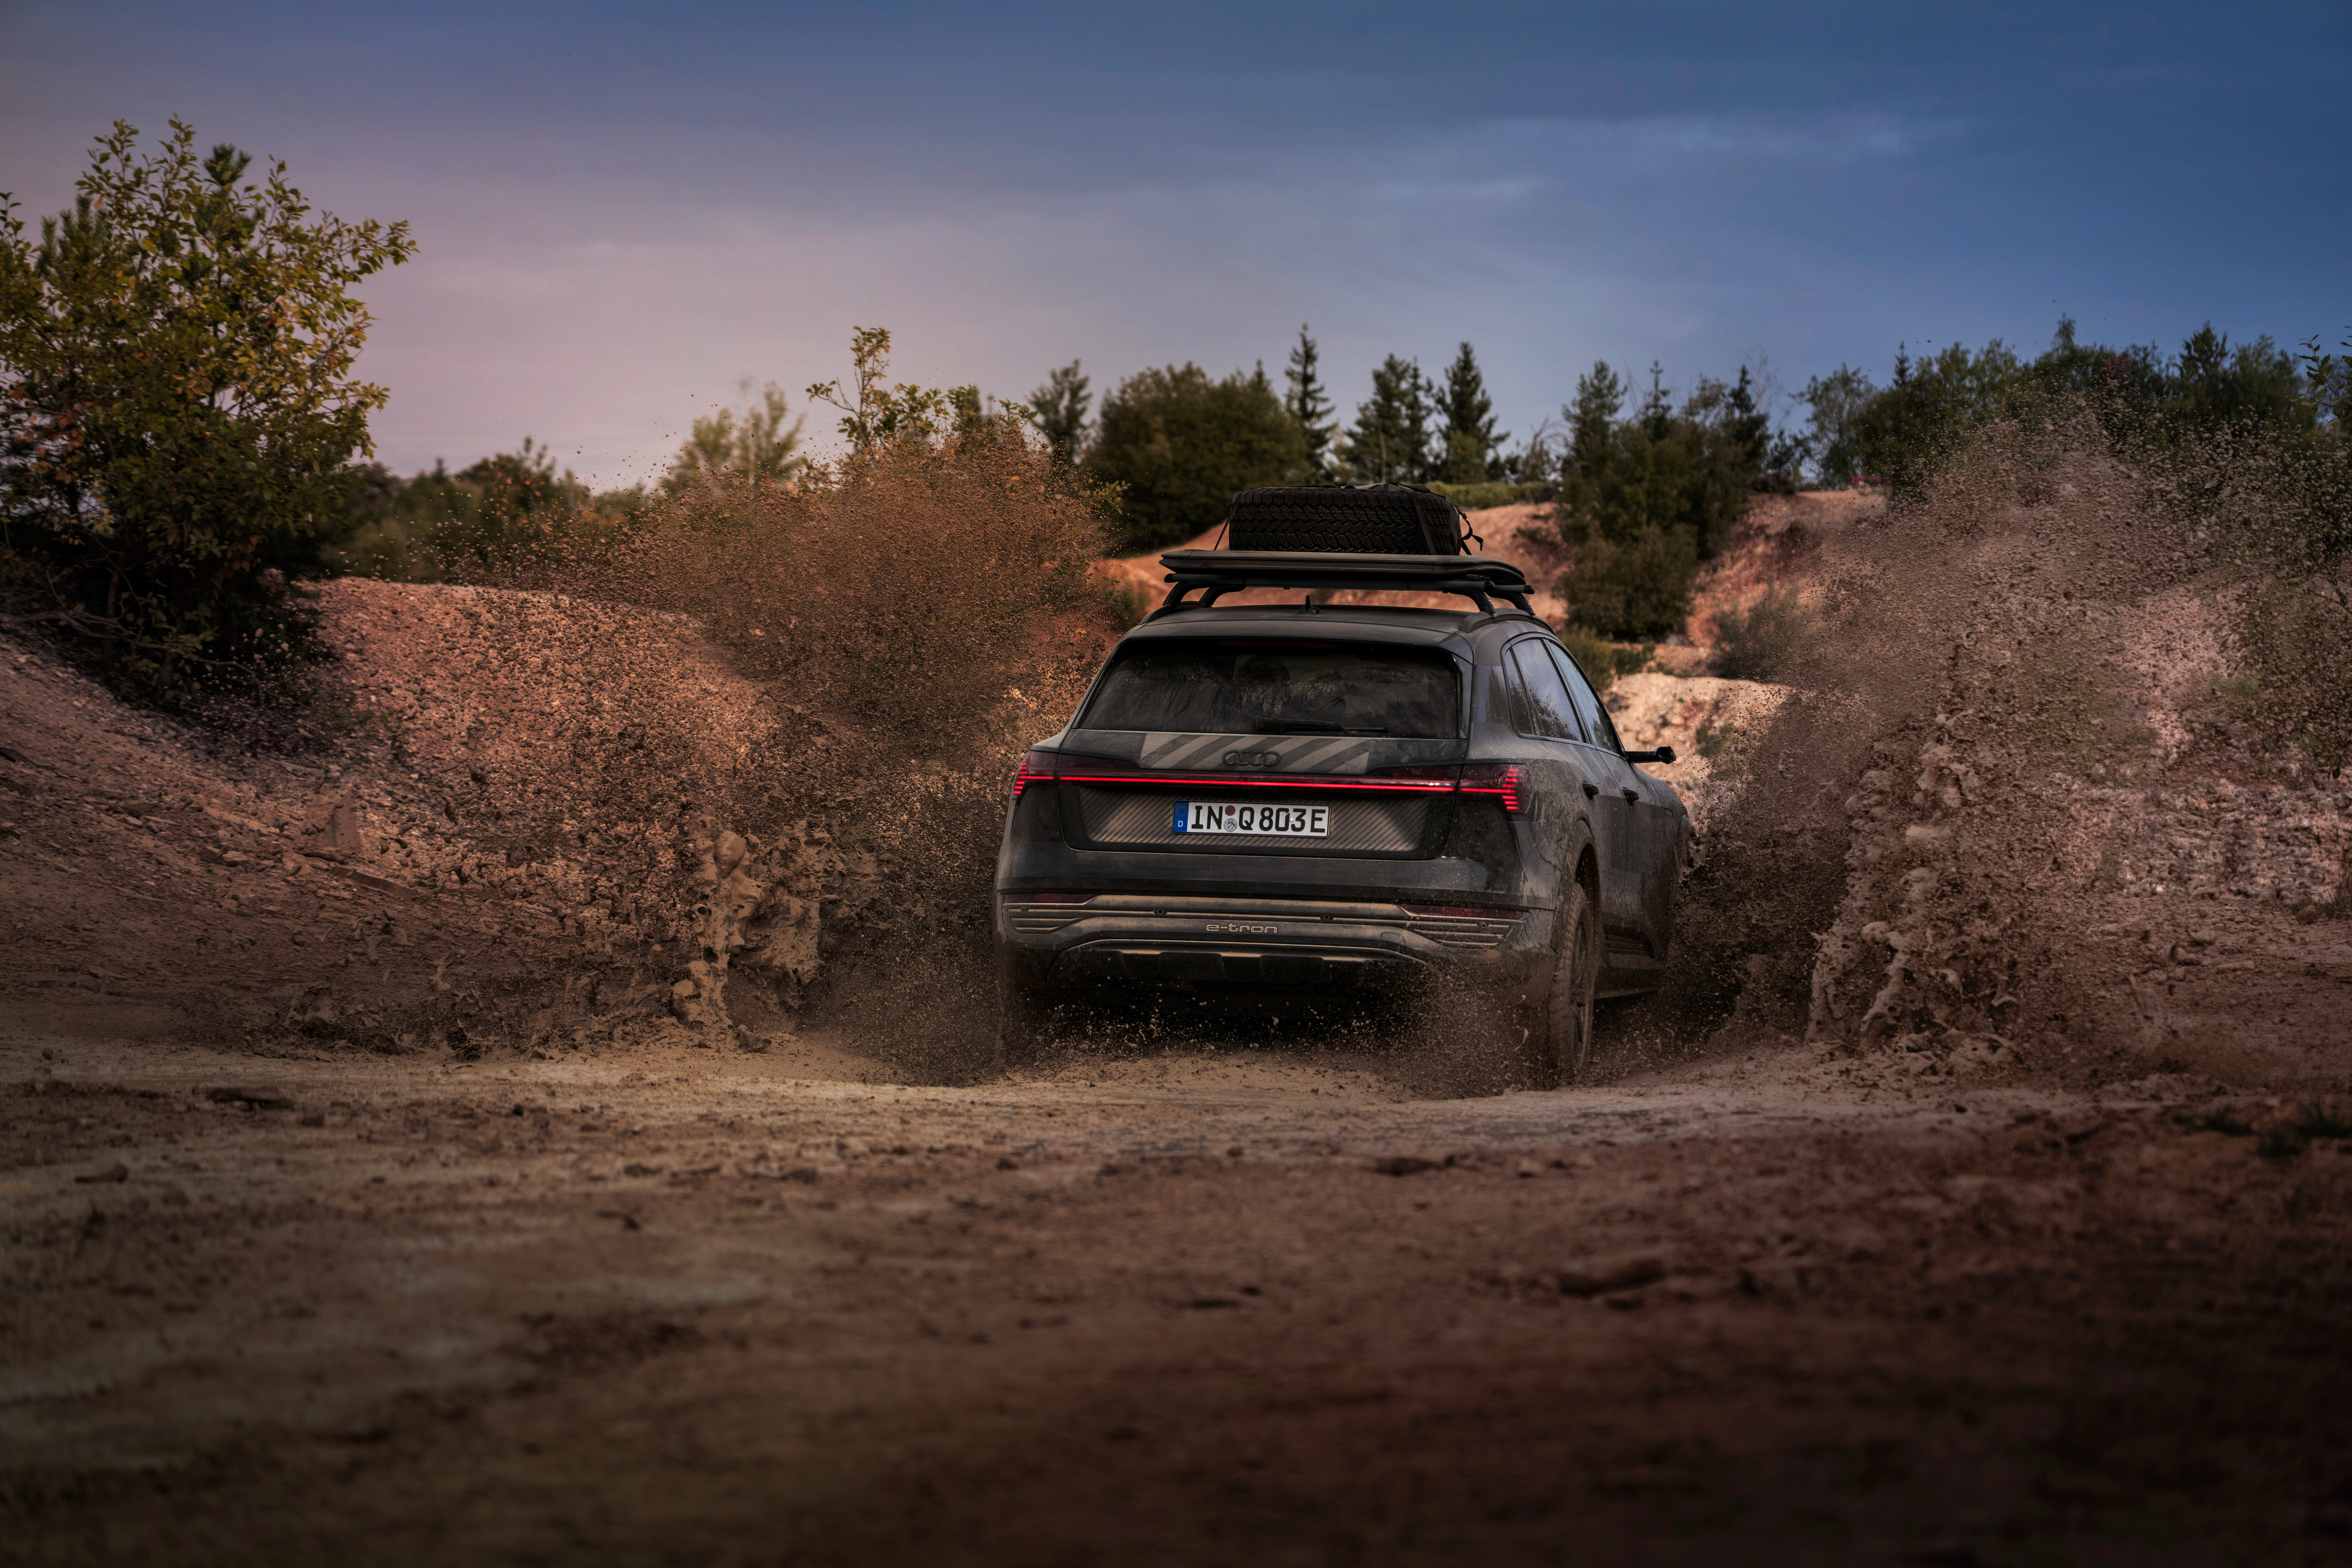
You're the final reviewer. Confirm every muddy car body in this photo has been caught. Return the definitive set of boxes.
[993,489,1690,1082]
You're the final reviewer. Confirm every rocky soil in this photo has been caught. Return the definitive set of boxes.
[6,497,2352,1563]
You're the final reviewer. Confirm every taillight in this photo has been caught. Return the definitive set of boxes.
[1458,762,1523,814]
[1010,891,1096,905]
[1365,764,1462,788]
[1011,749,1054,798]
[1399,903,1501,919]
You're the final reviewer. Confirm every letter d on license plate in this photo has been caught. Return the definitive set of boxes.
[1173,801,1329,837]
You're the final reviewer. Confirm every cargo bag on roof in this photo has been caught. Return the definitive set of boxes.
[1224,483,1473,556]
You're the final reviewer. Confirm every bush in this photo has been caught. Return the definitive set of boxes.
[1088,363,1308,553]
[1709,583,1821,683]
[1838,318,2317,499]
[0,119,412,697]
[1561,524,1697,639]
[585,433,1103,753]
[1555,622,1649,693]
[535,391,1116,1059]
[334,439,622,583]
[1428,480,1556,511]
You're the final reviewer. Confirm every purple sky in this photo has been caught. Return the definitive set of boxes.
[4,1,2345,487]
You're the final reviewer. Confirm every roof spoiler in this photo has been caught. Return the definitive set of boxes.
[1149,549,1535,619]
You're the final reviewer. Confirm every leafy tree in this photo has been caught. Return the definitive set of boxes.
[335,438,595,582]
[1796,365,1876,485]
[1283,325,1336,479]
[808,326,957,453]
[0,119,413,693]
[2161,325,2306,434]
[1336,354,1434,483]
[663,379,803,496]
[1846,339,2026,492]
[1088,362,1308,552]
[2299,326,2352,429]
[1437,342,1507,483]
[1569,526,1699,639]
[1030,360,1091,468]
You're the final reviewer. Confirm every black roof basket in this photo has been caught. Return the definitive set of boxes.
[1223,483,1477,556]
[1151,550,1535,618]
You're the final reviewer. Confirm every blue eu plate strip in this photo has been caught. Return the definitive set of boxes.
[1172,802,1189,833]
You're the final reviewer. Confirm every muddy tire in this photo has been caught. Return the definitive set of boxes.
[1532,882,1600,1087]
[995,954,1056,1072]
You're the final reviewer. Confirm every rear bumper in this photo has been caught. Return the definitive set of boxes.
[996,890,1555,997]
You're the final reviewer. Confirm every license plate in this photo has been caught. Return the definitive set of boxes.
[1173,801,1328,837]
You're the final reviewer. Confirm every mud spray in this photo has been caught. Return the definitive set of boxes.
[1652,408,2350,1092]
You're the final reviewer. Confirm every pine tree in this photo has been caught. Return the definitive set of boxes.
[1437,342,1507,483]
[1283,325,1336,479]
[1029,360,1091,468]
[1566,362,1625,478]
[1336,355,1434,483]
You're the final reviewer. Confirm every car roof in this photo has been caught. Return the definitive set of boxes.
[1114,602,1552,657]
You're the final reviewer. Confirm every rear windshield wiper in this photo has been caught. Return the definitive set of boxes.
[1254,720,1388,734]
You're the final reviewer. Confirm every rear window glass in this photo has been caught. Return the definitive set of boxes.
[1079,640,1462,738]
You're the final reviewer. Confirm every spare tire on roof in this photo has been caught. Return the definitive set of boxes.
[1224,483,1471,556]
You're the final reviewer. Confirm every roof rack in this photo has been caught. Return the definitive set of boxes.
[1150,550,1535,619]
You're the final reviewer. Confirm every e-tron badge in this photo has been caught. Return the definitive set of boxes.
[1223,750,1282,768]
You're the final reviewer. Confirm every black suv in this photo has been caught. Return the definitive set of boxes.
[993,485,1689,1083]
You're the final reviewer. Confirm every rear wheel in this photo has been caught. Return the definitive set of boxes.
[1540,882,1601,1087]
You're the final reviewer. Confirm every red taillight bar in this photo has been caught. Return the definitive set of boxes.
[1011,748,1054,798]
[1457,762,1523,814]
[1052,772,1454,792]
[1014,751,1526,812]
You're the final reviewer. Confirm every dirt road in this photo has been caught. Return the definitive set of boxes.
[8,1022,2352,1566]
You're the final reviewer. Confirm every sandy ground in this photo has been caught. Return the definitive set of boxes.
[7,1026,2352,1566]
[8,524,2352,1562]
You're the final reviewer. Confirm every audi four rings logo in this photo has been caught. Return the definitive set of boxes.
[1206,923,1279,934]
[1223,750,1282,768]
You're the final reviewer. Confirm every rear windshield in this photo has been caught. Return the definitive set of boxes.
[1079,639,1461,738]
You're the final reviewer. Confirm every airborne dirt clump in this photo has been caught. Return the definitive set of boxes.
[6,425,2352,1564]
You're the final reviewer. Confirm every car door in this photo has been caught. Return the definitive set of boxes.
[1502,638,1631,932]
[1547,643,1679,957]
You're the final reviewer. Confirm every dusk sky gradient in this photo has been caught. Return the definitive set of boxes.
[3,1,2345,485]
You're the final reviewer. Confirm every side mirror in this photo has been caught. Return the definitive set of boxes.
[1625,745,1676,765]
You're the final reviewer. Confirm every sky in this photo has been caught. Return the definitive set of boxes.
[3,0,2346,485]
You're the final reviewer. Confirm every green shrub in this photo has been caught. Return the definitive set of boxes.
[1088,363,1308,553]
[1560,524,1697,639]
[1693,721,1749,781]
[1555,622,1650,693]
[1710,583,1821,683]
[0,119,412,697]
[1428,480,1556,511]
[1099,579,1152,632]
